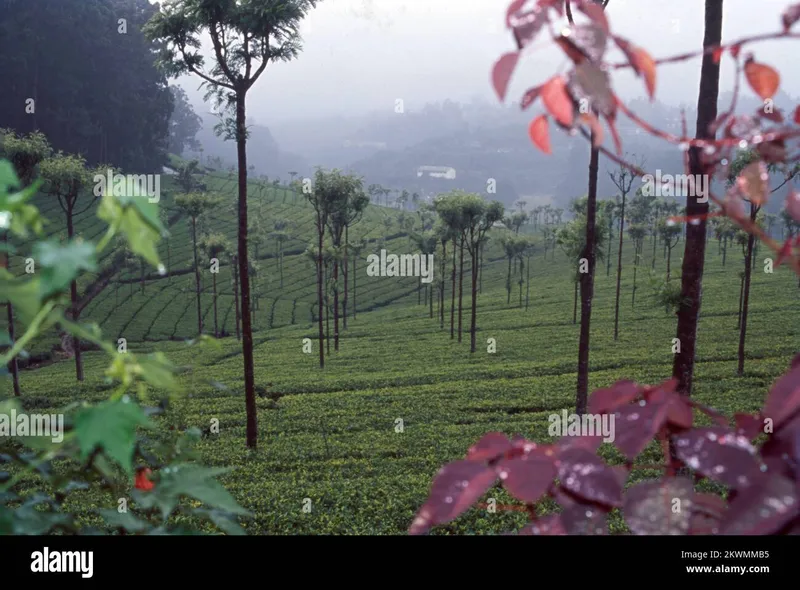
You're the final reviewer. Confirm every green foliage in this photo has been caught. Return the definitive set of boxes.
[0,157,248,535]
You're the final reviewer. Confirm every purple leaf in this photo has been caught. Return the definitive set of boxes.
[721,474,798,534]
[560,503,608,535]
[588,380,641,415]
[612,400,669,461]
[623,477,694,535]
[557,447,623,507]
[496,454,557,503]
[466,432,513,462]
[408,460,497,535]
[673,427,761,489]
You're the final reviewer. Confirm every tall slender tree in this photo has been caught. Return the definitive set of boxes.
[145,0,320,450]
[175,191,220,335]
[672,0,724,398]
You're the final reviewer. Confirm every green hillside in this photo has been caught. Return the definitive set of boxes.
[4,165,798,533]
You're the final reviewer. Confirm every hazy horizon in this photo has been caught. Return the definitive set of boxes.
[163,0,800,125]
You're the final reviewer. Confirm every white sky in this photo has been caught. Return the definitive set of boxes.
[162,0,800,122]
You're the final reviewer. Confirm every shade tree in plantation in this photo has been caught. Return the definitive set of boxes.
[39,152,101,382]
[657,218,682,281]
[199,232,229,338]
[500,235,528,306]
[174,191,221,336]
[458,193,504,353]
[145,0,319,450]
[270,218,292,288]
[323,172,368,351]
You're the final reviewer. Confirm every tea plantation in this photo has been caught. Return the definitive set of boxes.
[3,167,798,534]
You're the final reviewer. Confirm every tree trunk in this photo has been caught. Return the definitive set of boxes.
[333,258,339,351]
[737,205,757,375]
[440,241,446,329]
[479,241,484,293]
[317,222,325,368]
[469,232,478,353]
[191,217,202,335]
[722,238,727,266]
[450,237,456,339]
[352,253,357,320]
[325,263,331,356]
[458,235,464,342]
[632,246,639,308]
[613,193,625,341]
[666,245,672,281]
[576,138,599,416]
[67,210,83,382]
[429,283,433,318]
[507,257,512,304]
[212,272,218,337]
[233,255,241,341]
[343,225,348,328]
[573,279,578,324]
[235,94,258,449]
[672,0,723,398]
[607,215,613,276]
[736,273,744,330]
[525,255,531,312]
[652,229,657,269]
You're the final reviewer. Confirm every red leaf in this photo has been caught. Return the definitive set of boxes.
[786,189,800,223]
[588,380,641,415]
[712,46,724,64]
[623,478,694,535]
[763,363,800,430]
[648,386,693,430]
[520,85,543,110]
[783,4,800,31]
[556,433,604,454]
[730,43,742,60]
[555,36,588,65]
[734,413,765,440]
[541,75,574,127]
[633,47,657,100]
[794,105,800,125]
[736,160,770,206]
[496,454,557,503]
[408,460,497,534]
[492,52,520,102]
[528,115,552,155]
[518,514,567,535]
[612,400,670,461]
[557,447,623,507]
[605,109,623,155]
[466,432,513,462]
[744,58,780,100]
[673,427,761,488]
[721,474,799,534]
[613,37,655,100]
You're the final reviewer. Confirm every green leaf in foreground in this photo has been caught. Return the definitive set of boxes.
[74,399,153,476]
